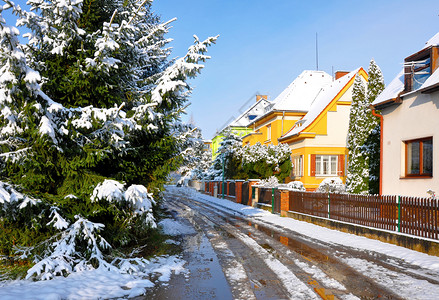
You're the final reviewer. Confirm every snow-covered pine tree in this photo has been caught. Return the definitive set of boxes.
[174,124,205,184]
[363,59,384,194]
[346,75,369,194]
[0,0,217,279]
[193,146,213,180]
[346,59,384,194]
[207,130,245,180]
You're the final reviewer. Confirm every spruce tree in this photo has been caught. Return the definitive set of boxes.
[0,0,217,279]
[346,75,368,194]
[346,60,384,194]
[363,59,385,194]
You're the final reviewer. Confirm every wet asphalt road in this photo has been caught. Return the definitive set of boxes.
[139,188,439,300]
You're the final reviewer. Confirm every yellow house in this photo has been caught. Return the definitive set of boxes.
[278,68,368,190]
[243,70,333,146]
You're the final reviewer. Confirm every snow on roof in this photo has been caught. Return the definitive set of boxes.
[281,68,360,139]
[419,66,439,91]
[271,70,333,112]
[423,31,439,49]
[227,98,271,128]
[372,69,404,106]
[373,31,439,107]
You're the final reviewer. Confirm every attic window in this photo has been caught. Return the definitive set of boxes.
[404,46,439,92]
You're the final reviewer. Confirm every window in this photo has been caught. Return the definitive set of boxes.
[404,47,438,92]
[405,137,433,177]
[266,125,271,141]
[311,154,345,177]
[292,156,303,177]
[315,155,337,175]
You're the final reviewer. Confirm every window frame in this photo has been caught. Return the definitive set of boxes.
[315,155,338,176]
[404,137,433,178]
[292,155,303,177]
[404,47,433,92]
[266,124,271,141]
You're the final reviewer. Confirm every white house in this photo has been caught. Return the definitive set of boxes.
[372,32,439,197]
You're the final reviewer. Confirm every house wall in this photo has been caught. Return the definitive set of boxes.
[381,90,439,197]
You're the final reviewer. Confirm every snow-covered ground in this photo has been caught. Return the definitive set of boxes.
[171,186,439,272]
[3,185,439,299]
[166,186,439,300]
[0,218,195,300]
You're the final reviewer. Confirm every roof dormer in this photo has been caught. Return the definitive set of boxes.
[404,45,439,92]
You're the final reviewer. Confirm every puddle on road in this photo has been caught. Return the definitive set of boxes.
[140,219,233,300]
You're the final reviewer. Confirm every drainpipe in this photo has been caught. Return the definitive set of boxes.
[281,111,285,135]
[371,108,383,195]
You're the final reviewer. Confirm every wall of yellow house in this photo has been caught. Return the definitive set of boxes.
[289,146,348,190]
[242,113,303,146]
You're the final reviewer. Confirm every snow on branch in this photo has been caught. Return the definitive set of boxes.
[91,179,156,227]
[142,34,218,112]
[26,216,111,280]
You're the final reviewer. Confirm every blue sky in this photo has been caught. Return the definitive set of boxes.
[152,0,439,139]
[3,0,438,139]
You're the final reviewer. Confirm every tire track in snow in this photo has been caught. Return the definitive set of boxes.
[164,198,256,300]
[167,195,318,300]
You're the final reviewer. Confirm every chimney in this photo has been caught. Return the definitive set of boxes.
[256,95,268,102]
[335,71,349,80]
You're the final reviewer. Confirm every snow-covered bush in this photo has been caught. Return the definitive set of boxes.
[427,189,437,200]
[257,176,278,188]
[238,142,292,181]
[286,181,306,191]
[316,178,346,194]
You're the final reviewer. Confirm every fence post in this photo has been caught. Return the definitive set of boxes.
[272,188,275,213]
[398,195,401,232]
[328,192,331,219]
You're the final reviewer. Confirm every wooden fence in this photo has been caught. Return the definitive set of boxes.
[289,191,439,240]
[258,188,281,214]
[200,180,439,241]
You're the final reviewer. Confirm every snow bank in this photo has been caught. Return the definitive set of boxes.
[0,255,185,300]
[159,218,196,236]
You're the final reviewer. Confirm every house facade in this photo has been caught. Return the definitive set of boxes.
[279,68,368,190]
[242,70,333,147]
[372,32,439,197]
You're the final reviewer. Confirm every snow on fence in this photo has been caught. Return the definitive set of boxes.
[201,180,439,241]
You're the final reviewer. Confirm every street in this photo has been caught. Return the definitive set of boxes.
[141,186,439,300]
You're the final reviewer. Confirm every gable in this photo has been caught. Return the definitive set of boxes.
[279,68,367,143]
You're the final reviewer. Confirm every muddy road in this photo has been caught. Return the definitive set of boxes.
[142,187,439,300]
